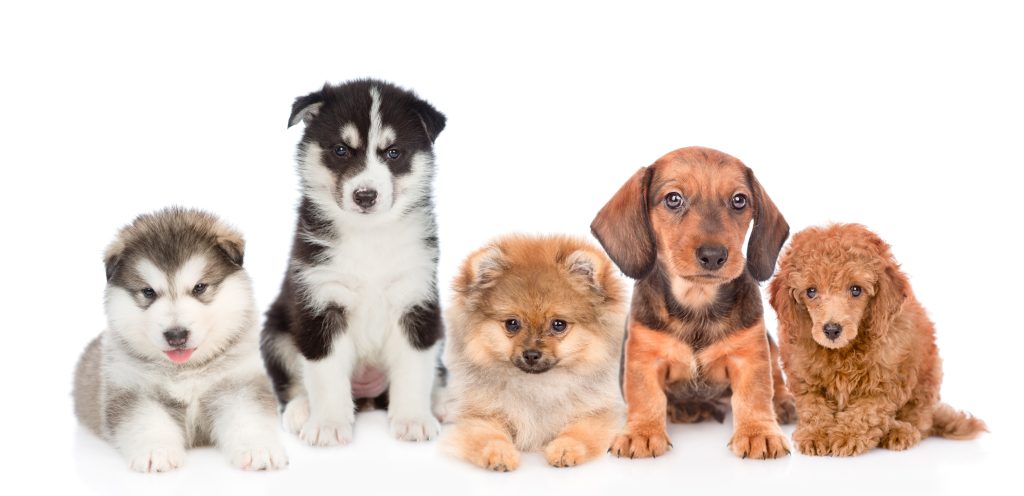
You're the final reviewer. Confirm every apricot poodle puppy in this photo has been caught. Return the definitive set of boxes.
[769,224,986,456]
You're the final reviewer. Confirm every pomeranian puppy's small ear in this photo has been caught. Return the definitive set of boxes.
[455,246,506,293]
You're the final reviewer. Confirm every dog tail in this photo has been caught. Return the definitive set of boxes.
[930,403,987,440]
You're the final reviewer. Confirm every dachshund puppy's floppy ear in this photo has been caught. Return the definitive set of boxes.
[591,167,656,280]
[745,168,790,282]
[410,97,447,143]
[864,264,908,337]
[288,84,327,128]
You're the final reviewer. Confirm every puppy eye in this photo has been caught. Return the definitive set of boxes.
[504,319,521,333]
[334,145,349,157]
[141,287,157,299]
[850,285,862,297]
[192,283,208,296]
[664,192,684,210]
[805,287,817,299]
[550,319,568,334]
[731,193,748,210]
[385,148,401,160]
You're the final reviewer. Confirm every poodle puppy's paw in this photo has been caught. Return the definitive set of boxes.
[773,394,798,425]
[880,421,922,451]
[390,414,440,442]
[281,396,310,435]
[545,436,588,468]
[729,422,791,459]
[127,446,186,473]
[793,425,832,456]
[228,444,289,471]
[609,426,672,459]
[827,430,876,457]
[474,439,520,472]
[299,417,354,447]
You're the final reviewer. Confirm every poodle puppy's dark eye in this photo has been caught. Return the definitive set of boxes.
[334,145,349,157]
[385,148,401,159]
[850,285,862,297]
[141,287,157,299]
[504,319,521,333]
[550,319,568,333]
[806,287,817,299]
[664,192,684,210]
[192,283,208,296]
[731,193,748,210]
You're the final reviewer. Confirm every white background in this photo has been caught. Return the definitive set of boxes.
[1,1,1021,494]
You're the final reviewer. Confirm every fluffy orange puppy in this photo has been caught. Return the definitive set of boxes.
[442,235,627,471]
[770,224,986,456]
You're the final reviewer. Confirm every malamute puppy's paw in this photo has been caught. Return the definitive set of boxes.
[228,443,289,471]
[390,413,440,442]
[126,445,186,473]
[281,396,311,435]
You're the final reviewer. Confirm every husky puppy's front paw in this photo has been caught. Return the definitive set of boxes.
[126,446,186,473]
[228,443,289,471]
[390,414,440,442]
[299,417,354,447]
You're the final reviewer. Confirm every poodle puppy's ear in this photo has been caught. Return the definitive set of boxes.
[745,168,790,282]
[863,264,909,337]
[769,269,811,345]
[288,85,326,128]
[591,167,656,280]
[453,245,507,294]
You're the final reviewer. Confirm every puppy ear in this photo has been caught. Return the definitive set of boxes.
[591,167,656,280]
[863,264,908,337]
[288,86,326,128]
[745,168,790,282]
[410,97,446,143]
[103,238,126,282]
[454,246,506,293]
[768,269,810,346]
[216,231,245,267]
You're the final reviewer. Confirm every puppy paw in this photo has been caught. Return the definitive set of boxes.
[793,425,831,456]
[773,394,798,425]
[729,422,791,459]
[127,446,186,473]
[390,414,440,442]
[609,426,672,458]
[880,421,922,451]
[545,436,589,468]
[474,439,520,472]
[281,396,310,435]
[827,431,876,457]
[299,418,353,447]
[228,443,289,471]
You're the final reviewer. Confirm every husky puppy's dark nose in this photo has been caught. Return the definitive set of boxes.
[696,245,729,271]
[823,322,843,340]
[163,327,190,348]
[353,188,378,209]
[522,349,542,365]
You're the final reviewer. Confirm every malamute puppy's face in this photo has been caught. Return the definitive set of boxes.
[288,79,446,221]
[449,236,627,376]
[103,208,255,366]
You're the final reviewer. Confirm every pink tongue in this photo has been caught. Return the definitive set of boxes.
[165,349,194,364]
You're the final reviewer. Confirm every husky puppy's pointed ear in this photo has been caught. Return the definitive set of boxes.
[288,85,327,128]
[103,238,126,281]
[410,97,446,143]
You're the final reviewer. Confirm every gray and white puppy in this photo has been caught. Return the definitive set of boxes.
[74,208,287,472]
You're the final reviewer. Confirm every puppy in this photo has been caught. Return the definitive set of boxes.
[443,235,627,471]
[261,79,447,446]
[73,208,286,472]
[591,146,795,460]
[770,223,987,456]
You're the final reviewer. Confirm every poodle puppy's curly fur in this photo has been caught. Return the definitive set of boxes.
[769,224,986,456]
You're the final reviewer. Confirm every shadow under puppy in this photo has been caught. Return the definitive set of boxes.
[73,208,286,472]
[443,235,627,471]
[591,146,795,460]
[770,223,987,456]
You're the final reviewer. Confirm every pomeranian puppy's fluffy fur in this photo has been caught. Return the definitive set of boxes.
[442,235,627,471]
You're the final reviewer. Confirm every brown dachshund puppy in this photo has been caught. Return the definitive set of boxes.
[770,224,987,456]
[591,146,795,460]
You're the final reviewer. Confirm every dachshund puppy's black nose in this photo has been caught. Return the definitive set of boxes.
[696,245,729,271]
[823,323,843,341]
[353,188,378,209]
[163,327,190,348]
[522,349,542,365]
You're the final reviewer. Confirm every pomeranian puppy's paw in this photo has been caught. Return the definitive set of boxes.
[729,422,791,459]
[299,417,354,447]
[390,414,440,442]
[880,421,922,451]
[281,396,310,435]
[126,446,186,473]
[793,425,831,456]
[228,443,289,471]
[545,436,589,468]
[610,427,672,458]
[474,439,520,472]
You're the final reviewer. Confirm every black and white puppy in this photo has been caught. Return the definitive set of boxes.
[261,79,446,446]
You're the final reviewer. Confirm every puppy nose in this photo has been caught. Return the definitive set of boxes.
[163,327,190,348]
[696,245,729,271]
[522,349,542,365]
[353,188,378,208]
[823,323,843,340]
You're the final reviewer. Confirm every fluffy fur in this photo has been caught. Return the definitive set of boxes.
[260,79,447,446]
[73,208,286,472]
[443,235,628,471]
[770,223,987,456]
[591,146,795,460]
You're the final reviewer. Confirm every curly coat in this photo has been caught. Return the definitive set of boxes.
[769,223,986,456]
